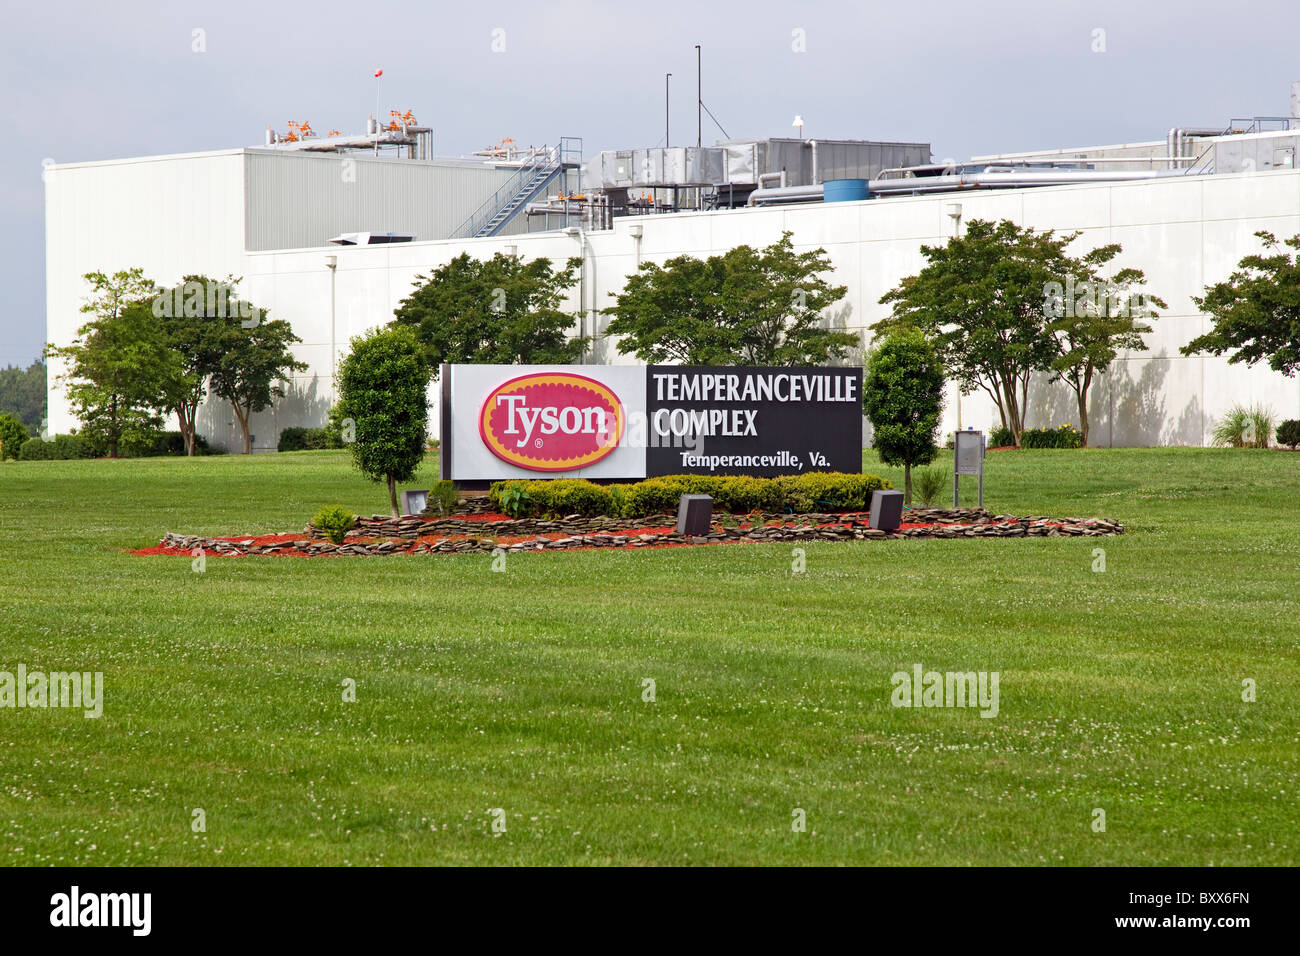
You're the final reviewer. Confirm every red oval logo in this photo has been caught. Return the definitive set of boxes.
[479,372,625,472]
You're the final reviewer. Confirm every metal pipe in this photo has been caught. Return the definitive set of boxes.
[750,166,1198,206]
[808,139,818,185]
[749,184,823,205]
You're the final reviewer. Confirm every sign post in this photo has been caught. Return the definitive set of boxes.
[953,430,985,508]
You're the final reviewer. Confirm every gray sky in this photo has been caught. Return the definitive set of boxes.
[4,0,1299,367]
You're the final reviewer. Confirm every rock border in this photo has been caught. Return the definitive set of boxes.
[155,508,1124,558]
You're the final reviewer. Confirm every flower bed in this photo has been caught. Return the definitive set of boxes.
[132,508,1124,559]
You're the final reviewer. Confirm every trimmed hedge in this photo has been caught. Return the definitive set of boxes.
[1019,424,1082,449]
[489,472,891,518]
[1277,419,1300,450]
[19,434,91,460]
[278,426,340,452]
[124,430,217,457]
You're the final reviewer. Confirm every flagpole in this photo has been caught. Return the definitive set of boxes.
[374,69,381,156]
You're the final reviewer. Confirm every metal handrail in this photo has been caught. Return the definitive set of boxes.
[453,145,561,239]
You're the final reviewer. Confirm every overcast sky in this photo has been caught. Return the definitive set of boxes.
[4,0,1299,367]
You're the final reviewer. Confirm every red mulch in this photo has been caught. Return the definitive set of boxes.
[130,515,1047,558]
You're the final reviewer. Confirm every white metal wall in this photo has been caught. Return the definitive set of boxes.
[241,167,1300,450]
[243,150,522,251]
[44,150,248,436]
[46,150,1300,449]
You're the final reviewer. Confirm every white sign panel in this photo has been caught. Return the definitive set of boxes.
[445,365,647,481]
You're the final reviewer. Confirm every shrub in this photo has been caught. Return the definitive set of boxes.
[1211,404,1273,448]
[915,466,950,506]
[491,479,616,517]
[489,472,891,518]
[776,472,889,512]
[121,430,215,457]
[493,484,535,518]
[278,426,337,452]
[1248,406,1275,449]
[1277,419,1300,449]
[312,505,356,544]
[19,433,90,460]
[427,480,459,516]
[988,425,1015,448]
[0,412,30,460]
[1019,424,1083,449]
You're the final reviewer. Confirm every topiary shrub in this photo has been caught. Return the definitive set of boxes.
[1277,419,1300,449]
[312,505,356,544]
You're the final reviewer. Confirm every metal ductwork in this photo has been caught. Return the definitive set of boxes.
[749,166,1199,206]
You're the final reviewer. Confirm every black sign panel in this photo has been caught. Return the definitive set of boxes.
[646,366,863,477]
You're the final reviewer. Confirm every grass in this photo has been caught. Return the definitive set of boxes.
[1,447,1297,866]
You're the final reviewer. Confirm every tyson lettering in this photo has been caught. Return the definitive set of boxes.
[480,373,624,471]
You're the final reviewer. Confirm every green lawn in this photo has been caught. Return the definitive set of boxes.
[1,447,1296,865]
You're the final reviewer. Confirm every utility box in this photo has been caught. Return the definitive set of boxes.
[953,430,985,507]
[676,494,714,536]
[400,489,429,517]
[869,489,904,531]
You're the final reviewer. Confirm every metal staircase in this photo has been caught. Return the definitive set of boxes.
[454,137,582,239]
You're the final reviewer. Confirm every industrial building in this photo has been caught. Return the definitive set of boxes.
[44,95,1300,451]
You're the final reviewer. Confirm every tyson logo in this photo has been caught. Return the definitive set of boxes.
[480,373,624,472]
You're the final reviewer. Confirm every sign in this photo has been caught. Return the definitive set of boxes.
[953,430,985,507]
[440,364,862,483]
[478,372,624,472]
[646,366,862,477]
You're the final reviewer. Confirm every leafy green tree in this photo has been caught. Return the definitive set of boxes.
[392,252,585,375]
[337,325,430,518]
[207,313,306,455]
[1181,231,1300,376]
[0,359,47,434]
[863,329,945,503]
[875,219,1070,445]
[0,411,30,460]
[1046,247,1164,447]
[151,275,252,455]
[605,232,856,365]
[45,273,187,457]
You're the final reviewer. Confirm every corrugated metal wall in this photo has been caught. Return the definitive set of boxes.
[243,150,523,250]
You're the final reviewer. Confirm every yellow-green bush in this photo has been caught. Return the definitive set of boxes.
[489,472,890,518]
[776,472,890,511]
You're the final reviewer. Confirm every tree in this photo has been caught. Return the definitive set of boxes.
[863,330,945,503]
[605,232,857,365]
[1045,246,1164,447]
[207,313,306,455]
[1181,231,1300,377]
[875,219,1070,445]
[45,275,186,457]
[152,275,250,455]
[392,252,585,375]
[337,325,429,518]
[0,359,47,434]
